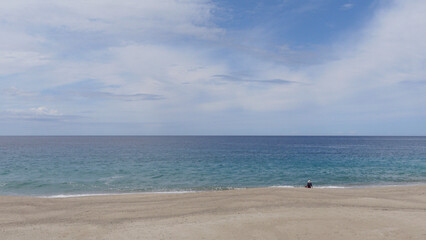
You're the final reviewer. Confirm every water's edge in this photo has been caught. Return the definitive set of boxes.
[14,182,422,198]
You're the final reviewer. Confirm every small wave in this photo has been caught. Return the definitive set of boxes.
[149,190,198,194]
[268,185,345,189]
[43,193,121,198]
[343,182,426,189]
[40,190,199,198]
[268,185,295,188]
[25,182,426,198]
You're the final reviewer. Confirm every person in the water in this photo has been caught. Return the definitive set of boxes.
[305,180,313,188]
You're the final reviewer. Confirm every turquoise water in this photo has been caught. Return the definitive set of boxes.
[0,136,425,196]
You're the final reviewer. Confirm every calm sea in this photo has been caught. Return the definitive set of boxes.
[0,136,425,197]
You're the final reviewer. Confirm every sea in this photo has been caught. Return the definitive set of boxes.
[0,136,425,197]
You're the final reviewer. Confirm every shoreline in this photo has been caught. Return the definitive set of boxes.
[1,182,425,199]
[1,185,425,239]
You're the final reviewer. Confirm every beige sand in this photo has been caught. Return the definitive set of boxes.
[1,186,425,240]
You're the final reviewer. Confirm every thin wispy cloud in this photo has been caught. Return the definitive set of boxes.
[3,87,37,97]
[399,80,426,86]
[75,92,164,101]
[0,107,78,121]
[40,80,165,102]
[341,3,354,10]
[291,0,324,14]
[4,84,164,102]
[211,75,296,85]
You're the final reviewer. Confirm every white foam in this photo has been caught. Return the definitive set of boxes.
[316,186,346,189]
[268,185,295,188]
[35,183,426,198]
[41,191,198,198]
[149,191,198,194]
[269,185,346,189]
[43,193,120,198]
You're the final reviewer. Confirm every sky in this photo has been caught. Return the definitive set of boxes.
[1,0,425,135]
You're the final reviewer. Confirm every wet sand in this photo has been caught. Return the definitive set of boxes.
[1,186,425,239]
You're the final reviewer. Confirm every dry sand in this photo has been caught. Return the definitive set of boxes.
[1,186,425,240]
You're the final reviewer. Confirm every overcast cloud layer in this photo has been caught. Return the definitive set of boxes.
[1,0,425,135]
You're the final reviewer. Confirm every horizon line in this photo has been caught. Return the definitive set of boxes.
[1,135,425,137]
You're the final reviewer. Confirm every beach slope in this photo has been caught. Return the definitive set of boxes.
[1,186,425,240]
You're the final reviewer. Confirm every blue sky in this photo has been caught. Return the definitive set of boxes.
[1,0,425,135]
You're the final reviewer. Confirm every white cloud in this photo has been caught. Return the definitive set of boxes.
[1,106,66,121]
[0,0,224,89]
[310,0,426,105]
[0,0,221,40]
[184,0,426,118]
[1,0,425,134]
[29,106,61,116]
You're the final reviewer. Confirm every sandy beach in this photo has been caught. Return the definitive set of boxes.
[1,186,425,240]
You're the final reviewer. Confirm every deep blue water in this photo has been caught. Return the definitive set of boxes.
[0,136,425,196]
